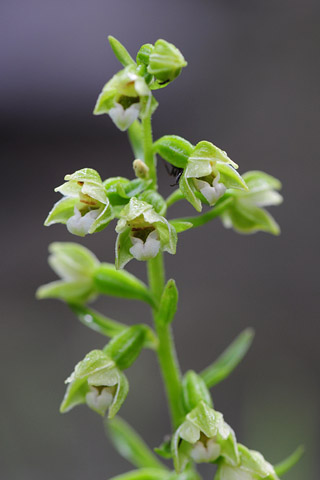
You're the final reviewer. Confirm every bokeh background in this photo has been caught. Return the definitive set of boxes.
[1,0,319,479]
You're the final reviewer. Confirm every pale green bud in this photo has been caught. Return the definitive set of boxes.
[133,159,149,179]
[60,349,128,418]
[148,39,187,84]
[104,325,147,370]
[182,371,212,412]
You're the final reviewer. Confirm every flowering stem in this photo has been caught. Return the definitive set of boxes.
[147,254,183,428]
[176,197,233,228]
[142,111,157,189]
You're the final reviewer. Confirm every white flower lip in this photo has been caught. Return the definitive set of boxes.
[218,465,253,480]
[86,386,114,413]
[66,207,100,237]
[109,102,140,131]
[194,173,226,206]
[190,438,221,463]
[129,230,160,261]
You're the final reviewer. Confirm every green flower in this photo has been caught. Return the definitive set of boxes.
[45,168,112,237]
[60,349,128,418]
[220,171,283,235]
[172,402,239,472]
[94,66,156,131]
[36,242,99,303]
[215,444,279,480]
[115,197,177,268]
[179,141,247,212]
[147,39,187,85]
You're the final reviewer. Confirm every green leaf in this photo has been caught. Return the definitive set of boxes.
[68,304,126,338]
[136,43,154,66]
[156,279,178,327]
[104,325,147,370]
[200,328,254,388]
[153,135,193,169]
[128,121,144,160]
[93,263,156,307]
[169,220,193,233]
[107,416,167,470]
[182,371,212,413]
[274,445,304,477]
[108,36,136,67]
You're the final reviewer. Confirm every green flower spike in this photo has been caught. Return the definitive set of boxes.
[180,141,247,212]
[94,66,156,131]
[45,168,112,237]
[36,242,99,303]
[220,171,283,235]
[115,197,177,269]
[215,444,279,480]
[172,401,239,472]
[60,349,128,418]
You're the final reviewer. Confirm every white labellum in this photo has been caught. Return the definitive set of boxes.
[109,103,140,131]
[129,230,160,261]
[66,207,100,236]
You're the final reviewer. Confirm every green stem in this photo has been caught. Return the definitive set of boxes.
[142,111,157,189]
[148,254,184,428]
[176,197,233,228]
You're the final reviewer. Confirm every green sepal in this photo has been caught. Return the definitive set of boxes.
[116,227,136,270]
[274,445,304,477]
[108,35,136,67]
[147,39,187,84]
[222,202,281,235]
[36,279,94,304]
[36,242,99,304]
[237,444,278,480]
[59,376,89,413]
[138,190,167,215]
[172,428,192,473]
[107,416,167,470]
[186,401,223,439]
[156,279,178,327]
[93,263,155,307]
[108,370,129,419]
[136,43,154,66]
[169,220,193,233]
[128,120,144,160]
[153,135,193,169]
[180,171,202,212]
[56,168,107,203]
[186,142,238,179]
[200,328,254,388]
[104,325,147,370]
[154,438,173,459]
[44,197,77,226]
[182,371,212,413]
[217,162,248,190]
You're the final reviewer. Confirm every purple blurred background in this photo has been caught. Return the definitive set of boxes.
[1,1,320,479]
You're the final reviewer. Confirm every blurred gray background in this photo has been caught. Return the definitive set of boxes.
[1,0,319,479]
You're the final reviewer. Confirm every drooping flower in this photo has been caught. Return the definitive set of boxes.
[179,141,247,212]
[172,401,239,472]
[45,168,112,237]
[60,349,128,418]
[36,242,99,303]
[94,66,157,131]
[215,444,279,480]
[220,170,283,235]
[115,197,177,269]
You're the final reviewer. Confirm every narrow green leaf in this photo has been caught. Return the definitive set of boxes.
[68,304,126,337]
[200,328,254,388]
[107,417,167,470]
[128,121,144,160]
[108,36,136,67]
[156,279,178,327]
[274,446,304,477]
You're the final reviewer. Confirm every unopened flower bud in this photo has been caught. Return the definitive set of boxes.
[133,159,149,179]
[148,39,187,84]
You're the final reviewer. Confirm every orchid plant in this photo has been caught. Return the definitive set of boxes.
[37,36,303,480]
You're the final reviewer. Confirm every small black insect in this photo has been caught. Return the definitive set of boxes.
[163,161,183,186]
